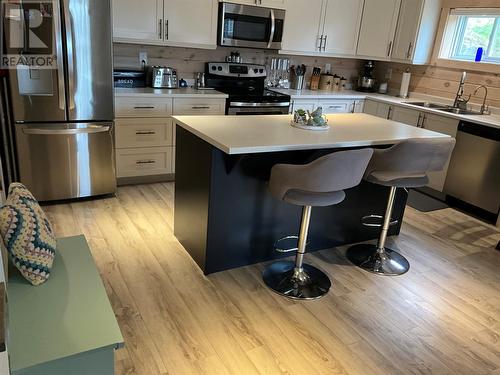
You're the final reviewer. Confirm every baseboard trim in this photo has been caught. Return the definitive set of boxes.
[117,174,175,186]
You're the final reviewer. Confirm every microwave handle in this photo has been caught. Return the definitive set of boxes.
[267,9,275,49]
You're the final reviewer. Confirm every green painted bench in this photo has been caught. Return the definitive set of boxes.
[7,235,124,375]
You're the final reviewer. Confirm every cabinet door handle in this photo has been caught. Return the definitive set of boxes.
[387,41,393,57]
[387,106,393,119]
[135,131,156,135]
[328,105,343,109]
[406,42,413,59]
[158,19,163,40]
[323,35,327,51]
[317,35,324,51]
[350,102,355,113]
[133,106,155,109]
[136,160,156,165]
[165,20,169,40]
[416,113,422,127]
[191,106,211,109]
[421,114,426,128]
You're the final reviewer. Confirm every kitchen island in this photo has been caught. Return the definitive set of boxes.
[173,114,450,274]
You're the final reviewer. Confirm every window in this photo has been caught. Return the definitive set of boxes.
[440,9,500,64]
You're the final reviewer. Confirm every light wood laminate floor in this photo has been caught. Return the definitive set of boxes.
[43,183,500,375]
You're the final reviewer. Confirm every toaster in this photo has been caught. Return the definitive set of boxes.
[149,66,178,88]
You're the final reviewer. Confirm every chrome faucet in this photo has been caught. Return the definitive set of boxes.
[453,71,471,110]
[473,85,489,115]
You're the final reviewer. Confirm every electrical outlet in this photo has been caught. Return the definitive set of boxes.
[139,51,148,67]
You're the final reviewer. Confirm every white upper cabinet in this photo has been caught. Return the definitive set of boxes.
[281,0,364,57]
[322,0,364,56]
[391,0,442,64]
[113,0,218,49]
[113,0,163,43]
[356,0,401,60]
[281,0,324,54]
[164,0,218,48]
[224,0,287,9]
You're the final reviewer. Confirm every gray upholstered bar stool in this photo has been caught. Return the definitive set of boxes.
[346,138,456,276]
[263,148,374,300]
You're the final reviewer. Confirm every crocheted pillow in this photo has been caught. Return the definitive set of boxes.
[0,183,56,285]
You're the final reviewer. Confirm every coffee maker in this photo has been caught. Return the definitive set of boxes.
[357,60,376,92]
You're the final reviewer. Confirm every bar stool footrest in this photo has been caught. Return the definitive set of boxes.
[361,214,398,228]
[274,236,310,253]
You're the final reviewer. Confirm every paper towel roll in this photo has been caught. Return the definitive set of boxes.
[400,72,411,98]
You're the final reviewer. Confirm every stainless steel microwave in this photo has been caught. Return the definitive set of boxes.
[219,2,285,49]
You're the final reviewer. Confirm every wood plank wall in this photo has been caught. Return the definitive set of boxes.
[376,62,500,109]
[113,44,363,86]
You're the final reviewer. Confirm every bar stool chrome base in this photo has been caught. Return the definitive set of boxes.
[346,244,410,276]
[263,261,331,300]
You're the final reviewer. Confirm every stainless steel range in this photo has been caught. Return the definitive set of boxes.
[205,62,290,115]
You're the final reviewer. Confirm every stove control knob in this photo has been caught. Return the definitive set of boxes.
[259,69,264,73]
[253,68,258,74]
[217,66,223,71]
[211,65,217,71]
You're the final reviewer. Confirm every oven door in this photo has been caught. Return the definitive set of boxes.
[228,102,290,115]
[219,3,284,49]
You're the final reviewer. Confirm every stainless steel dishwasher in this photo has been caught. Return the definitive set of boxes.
[444,121,500,220]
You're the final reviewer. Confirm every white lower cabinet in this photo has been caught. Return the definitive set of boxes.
[290,100,317,113]
[391,106,421,126]
[420,113,459,192]
[114,95,225,182]
[291,99,364,114]
[116,147,173,178]
[363,100,397,120]
[115,118,173,148]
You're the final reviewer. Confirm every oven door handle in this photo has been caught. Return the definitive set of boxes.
[230,102,290,107]
[267,9,275,49]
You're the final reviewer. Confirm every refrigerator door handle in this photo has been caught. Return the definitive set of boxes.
[63,0,76,110]
[22,125,110,135]
[53,0,66,111]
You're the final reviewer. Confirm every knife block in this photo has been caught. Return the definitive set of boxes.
[310,75,320,91]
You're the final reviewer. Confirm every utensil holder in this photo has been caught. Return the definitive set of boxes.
[292,76,304,90]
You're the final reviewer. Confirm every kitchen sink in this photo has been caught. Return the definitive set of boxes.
[404,101,486,115]
[436,107,482,115]
[404,101,449,109]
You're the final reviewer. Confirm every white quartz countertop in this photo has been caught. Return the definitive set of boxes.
[274,89,500,130]
[114,87,228,99]
[273,88,368,100]
[173,113,450,155]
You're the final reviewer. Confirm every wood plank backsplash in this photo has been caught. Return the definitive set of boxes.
[113,44,363,85]
[376,62,500,109]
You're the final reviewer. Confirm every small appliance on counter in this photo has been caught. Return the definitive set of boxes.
[113,69,146,88]
[357,60,377,92]
[148,66,178,88]
[226,51,242,63]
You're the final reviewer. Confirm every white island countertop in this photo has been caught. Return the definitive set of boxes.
[173,113,450,155]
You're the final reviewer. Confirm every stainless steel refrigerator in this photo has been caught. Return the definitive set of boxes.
[5,0,115,201]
